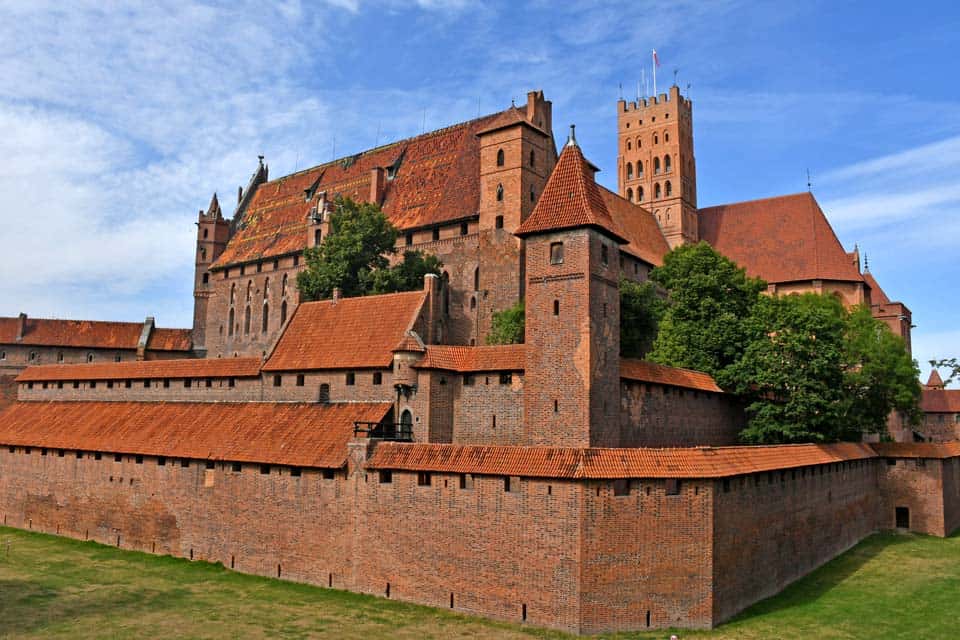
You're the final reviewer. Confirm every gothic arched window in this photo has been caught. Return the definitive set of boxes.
[280,300,288,326]
[496,148,505,167]
[281,273,288,297]
[496,183,504,202]
[637,160,643,177]
[664,154,672,173]
[654,183,662,199]
[626,162,633,180]
[230,283,236,304]
[665,180,673,197]
[626,188,633,202]
[638,186,644,202]
[262,303,269,333]
[654,157,661,175]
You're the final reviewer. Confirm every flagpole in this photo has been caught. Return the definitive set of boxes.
[652,49,657,96]
[641,68,645,100]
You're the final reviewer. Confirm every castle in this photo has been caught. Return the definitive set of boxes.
[0,87,957,634]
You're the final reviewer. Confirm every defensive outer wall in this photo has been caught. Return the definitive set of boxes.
[1,439,957,634]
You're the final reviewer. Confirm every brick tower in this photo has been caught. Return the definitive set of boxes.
[516,126,626,448]
[617,85,698,248]
[192,193,230,356]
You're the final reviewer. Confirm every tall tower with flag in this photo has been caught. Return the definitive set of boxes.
[616,80,698,248]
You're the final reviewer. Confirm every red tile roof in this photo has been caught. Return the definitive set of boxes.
[515,140,627,242]
[415,344,526,372]
[0,401,391,469]
[870,442,960,459]
[620,359,722,393]
[0,375,16,412]
[394,330,426,353]
[146,328,193,352]
[16,357,261,383]
[924,369,945,390]
[862,271,889,305]
[599,186,670,267]
[263,290,427,371]
[367,442,877,479]
[0,317,190,352]
[921,389,960,413]
[698,192,863,285]
[214,107,536,267]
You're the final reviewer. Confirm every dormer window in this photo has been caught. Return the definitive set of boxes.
[550,242,564,265]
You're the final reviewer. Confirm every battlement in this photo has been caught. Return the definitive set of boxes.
[618,85,691,114]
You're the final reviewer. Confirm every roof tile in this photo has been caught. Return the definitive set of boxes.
[920,389,960,413]
[0,401,391,468]
[415,344,526,372]
[0,317,190,351]
[599,186,670,267]
[263,290,427,371]
[620,359,722,393]
[17,357,261,383]
[869,442,960,459]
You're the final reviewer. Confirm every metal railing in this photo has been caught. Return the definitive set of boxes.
[353,422,413,442]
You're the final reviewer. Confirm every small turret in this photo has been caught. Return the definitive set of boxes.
[393,330,426,391]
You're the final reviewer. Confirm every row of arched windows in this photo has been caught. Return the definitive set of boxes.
[626,181,672,203]
[625,155,672,182]
[227,274,290,338]
[496,148,537,168]
[624,130,672,152]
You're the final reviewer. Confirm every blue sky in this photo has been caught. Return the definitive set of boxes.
[0,1,956,379]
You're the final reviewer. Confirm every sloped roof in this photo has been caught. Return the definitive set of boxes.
[0,401,391,469]
[620,359,722,393]
[870,442,960,459]
[415,344,526,372]
[921,389,960,413]
[17,357,261,383]
[263,290,427,371]
[394,330,426,353]
[515,139,627,242]
[698,192,863,285]
[367,442,877,479]
[214,107,535,267]
[599,186,670,267]
[925,369,945,389]
[862,271,890,305]
[0,317,191,351]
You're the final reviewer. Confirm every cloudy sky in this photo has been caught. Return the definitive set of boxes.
[0,1,956,378]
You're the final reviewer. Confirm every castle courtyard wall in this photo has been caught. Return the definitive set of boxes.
[620,381,743,447]
[710,460,880,625]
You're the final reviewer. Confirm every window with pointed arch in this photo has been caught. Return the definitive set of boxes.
[654,157,661,175]
[496,148,505,167]
[637,160,643,177]
[262,302,269,333]
[626,162,633,180]
[281,273,288,297]
[664,154,672,173]
[496,183,504,202]
[230,283,236,305]
[626,188,633,202]
[638,186,644,202]
[665,180,673,197]
[246,280,252,301]
[654,183,661,199]
[263,277,270,299]
[280,300,288,326]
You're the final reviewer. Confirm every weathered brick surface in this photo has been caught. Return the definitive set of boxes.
[620,381,743,447]
[711,460,880,625]
[876,456,959,536]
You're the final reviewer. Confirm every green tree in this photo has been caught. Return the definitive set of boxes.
[620,278,665,358]
[842,306,921,436]
[647,242,766,381]
[297,197,441,301]
[726,293,848,444]
[486,301,524,345]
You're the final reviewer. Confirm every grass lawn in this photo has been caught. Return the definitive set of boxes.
[0,527,958,639]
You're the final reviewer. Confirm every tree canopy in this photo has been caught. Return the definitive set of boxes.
[620,278,665,359]
[296,197,441,301]
[647,241,767,381]
[486,301,524,345]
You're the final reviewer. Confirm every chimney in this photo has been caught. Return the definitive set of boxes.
[15,312,26,342]
[526,90,552,134]
[332,288,341,304]
[369,167,386,206]
[423,273,443,345]
[137,316,155,361]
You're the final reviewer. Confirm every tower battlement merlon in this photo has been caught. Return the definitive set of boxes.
[619,85,691,114]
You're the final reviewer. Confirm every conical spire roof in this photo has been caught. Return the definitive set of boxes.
[926,369,945,389]
[515,126,627,243]
[206,192,222,219]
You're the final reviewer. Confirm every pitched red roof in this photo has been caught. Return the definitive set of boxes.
[16,357,261,383]
[415,344,526,372]
[921,389,960,413]
[698,192,863,284]
[263,291,427,371]
[925,369,945,389]
[862,271,891,305]
[870,442,960,459]
[620,359,722,393]
[599,186,669,267]
[515,139,627,242]
[0,317,190,352]
[367,442,877,479]
[394,331,426,353]
[0,401,391,469]
[214,107,537,267]
[146,328,193,351]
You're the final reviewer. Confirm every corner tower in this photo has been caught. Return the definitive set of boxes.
[617,85,698,248]
[516,127,626,448]
[192,193,230,356]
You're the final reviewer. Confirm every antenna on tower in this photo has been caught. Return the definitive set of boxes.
[686,83,692,99]
[806,168,812,192]
[673,68,679,86]
[619,83,623,100]
[864,252,870,272]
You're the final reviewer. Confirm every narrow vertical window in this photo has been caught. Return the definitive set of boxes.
[496,148,505,166]
[496,183,503,202]
[550,242,564,265]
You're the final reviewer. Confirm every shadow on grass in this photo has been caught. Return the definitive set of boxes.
[724,532,915,623]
